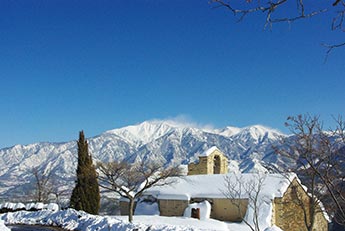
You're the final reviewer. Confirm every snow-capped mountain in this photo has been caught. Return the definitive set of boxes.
[0,120,286,200]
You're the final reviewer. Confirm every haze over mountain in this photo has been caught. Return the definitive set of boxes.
[0,120,286,201]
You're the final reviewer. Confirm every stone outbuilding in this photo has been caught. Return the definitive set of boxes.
[188,146,228,175]
[121,146,329,231]
[143,174,328,230]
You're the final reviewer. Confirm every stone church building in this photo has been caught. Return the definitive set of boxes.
[121,146,329,230]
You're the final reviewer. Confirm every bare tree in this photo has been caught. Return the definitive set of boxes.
[210,0,345,57]
[31,166,68,205]
[50,179,70,208]
[222,173,267,231]
[276,114,345,228]
[97,161,183,223]
[32,167,54,203]
[266,166,327,231]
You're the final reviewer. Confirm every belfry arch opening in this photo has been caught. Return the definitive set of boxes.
[213,155,221,174]
[187,146,228,175]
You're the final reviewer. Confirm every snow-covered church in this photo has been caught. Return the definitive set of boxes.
[121,147,329,231]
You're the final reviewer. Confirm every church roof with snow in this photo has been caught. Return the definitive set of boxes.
[144,173,297,201]
[199,146,220,157]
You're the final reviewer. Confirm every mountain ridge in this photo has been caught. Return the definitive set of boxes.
[0,120,286,201]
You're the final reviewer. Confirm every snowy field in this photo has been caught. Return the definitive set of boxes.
[0,219,10,231]
[0,209,283,231]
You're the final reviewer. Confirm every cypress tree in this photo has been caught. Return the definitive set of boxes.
[70,130,100,214]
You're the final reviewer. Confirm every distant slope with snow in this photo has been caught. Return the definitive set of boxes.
[0,120,286,200]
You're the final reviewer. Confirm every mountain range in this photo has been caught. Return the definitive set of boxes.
[0,120,287,201]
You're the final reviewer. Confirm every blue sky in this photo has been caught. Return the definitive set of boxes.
[0,1,344,148]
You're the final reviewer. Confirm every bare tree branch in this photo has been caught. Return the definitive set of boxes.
[211,0,327,27]
[97,160,183,223]
[210,0,345,57]
[323,41,345,62]
[222,173,267,231]
[276,114,345,227]
[32,166,55,203]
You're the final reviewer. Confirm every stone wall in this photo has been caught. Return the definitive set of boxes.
[312,209,328,231]
[272,178,328,231]
[188,149,228,175]
[211,198,248,222]
[158,197,248,222]
[188,157,209,175]
[158,199,189,216]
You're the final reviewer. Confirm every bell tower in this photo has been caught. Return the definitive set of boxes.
[187,146,228,175]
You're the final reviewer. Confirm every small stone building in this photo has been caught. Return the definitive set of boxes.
[272,178,329,231]
[188,146,228,175]
[121,146,329,230]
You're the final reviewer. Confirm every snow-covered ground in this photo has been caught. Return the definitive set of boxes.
[0,219,10,231]
[0,172,291,231]
[0,209,283,231]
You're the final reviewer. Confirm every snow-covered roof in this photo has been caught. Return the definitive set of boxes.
[199,146,220,157]
[144,173,298,229]
[144,173,296,201]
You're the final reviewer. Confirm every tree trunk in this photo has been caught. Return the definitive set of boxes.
[128,198,135,223]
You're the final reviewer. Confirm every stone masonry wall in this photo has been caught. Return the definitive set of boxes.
[158,199,189,217]
[212,149,228,174]
[212,198,248,222]
[188,149,228,175]
[158,197,248,222]
[188,156,209,175]
[272,178,328,231]
[312,209,328,231]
